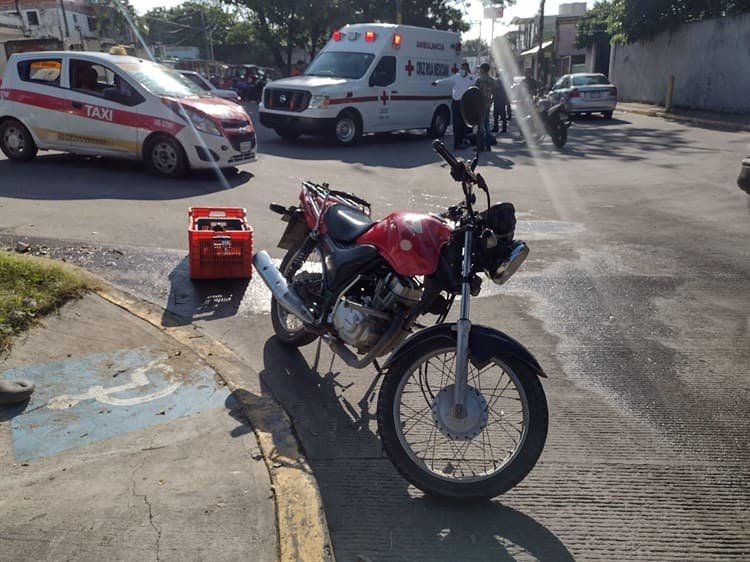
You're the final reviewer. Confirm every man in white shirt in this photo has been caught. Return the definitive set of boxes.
[433,61,475,149]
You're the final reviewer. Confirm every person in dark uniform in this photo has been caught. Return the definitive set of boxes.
[493,71,511,133]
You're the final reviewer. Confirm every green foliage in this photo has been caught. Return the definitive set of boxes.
[0,252,91,352]
[462,38,490,57]
[225,0,470,74]
[609,0,750,44]
[93,0,145,44]
[574,2,615,49]
[144,1,246,59]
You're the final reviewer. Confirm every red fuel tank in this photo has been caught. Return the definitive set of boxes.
[357,212,453,276]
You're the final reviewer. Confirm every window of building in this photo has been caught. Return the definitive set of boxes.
[26,11,39,26]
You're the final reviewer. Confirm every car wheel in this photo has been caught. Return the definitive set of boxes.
[145,135,188,178]
[0,119,38,162]
[602,111,613,119]
[427,106,451,138]
[275,128,301,141]
[334,110,362,146]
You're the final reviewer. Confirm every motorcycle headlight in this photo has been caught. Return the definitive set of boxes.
[308,95,330,109]
[484,240,529,285]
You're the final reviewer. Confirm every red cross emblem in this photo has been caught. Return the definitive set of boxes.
[405,60,415,76]
[380,90,389,105]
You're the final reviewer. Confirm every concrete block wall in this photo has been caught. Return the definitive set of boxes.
[609,14,750,114]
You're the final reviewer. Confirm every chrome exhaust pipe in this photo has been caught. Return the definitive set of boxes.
[253,251,316,325]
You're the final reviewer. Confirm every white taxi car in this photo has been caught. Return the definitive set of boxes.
[0,51,257,177]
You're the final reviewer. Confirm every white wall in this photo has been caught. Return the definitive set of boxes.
[609,14,750,113]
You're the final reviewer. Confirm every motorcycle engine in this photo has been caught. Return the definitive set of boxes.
[331,274,422,351]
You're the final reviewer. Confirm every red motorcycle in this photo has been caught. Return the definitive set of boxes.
[254,89,548,501]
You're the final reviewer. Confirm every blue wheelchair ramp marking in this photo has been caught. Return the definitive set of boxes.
[2,347,229,462]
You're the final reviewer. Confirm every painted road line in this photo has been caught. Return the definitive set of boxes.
[2,346,229,463]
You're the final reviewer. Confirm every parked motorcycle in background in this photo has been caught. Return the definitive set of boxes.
[254,88,549,501]
[512,80,571,149]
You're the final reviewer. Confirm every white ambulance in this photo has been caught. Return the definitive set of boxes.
[258,23,461,145]
[0,51,257,177]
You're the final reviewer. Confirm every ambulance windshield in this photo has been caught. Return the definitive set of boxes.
[305,52,375,79]
[116,61,205,98]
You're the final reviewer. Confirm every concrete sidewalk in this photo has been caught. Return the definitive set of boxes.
[0,286,332,561]
[616,101,750,132]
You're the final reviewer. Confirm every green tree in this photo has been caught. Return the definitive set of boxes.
[574,1,615,49]
[93,0,145,45]
[144,2,240,59]
[462,38,489,57]
[608,0,750,44]
[225,0,470,75]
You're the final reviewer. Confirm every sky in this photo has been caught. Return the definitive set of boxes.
[129,0,577,40]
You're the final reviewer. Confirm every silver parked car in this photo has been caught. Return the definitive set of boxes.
[178,70,242,104]
[547,73,617,119]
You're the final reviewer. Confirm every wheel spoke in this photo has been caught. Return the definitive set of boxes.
[393,347,532,484]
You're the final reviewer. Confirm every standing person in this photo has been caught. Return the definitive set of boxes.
[475,63,495,152]
[493,71,511,133]
[432,61,475,149]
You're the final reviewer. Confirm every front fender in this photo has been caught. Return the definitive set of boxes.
[384,323,546,377]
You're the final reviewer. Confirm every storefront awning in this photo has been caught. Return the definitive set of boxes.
[520,40,553,56]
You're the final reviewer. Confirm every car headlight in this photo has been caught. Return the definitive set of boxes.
[308,95,330,109]
[163,99,223,137]
[186,108,222,136]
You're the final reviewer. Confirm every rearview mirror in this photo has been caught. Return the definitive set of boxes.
[460,86,483,127]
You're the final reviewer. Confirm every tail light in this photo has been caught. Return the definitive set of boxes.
[332,30,342,41]
[569,88,580,98]
[610,86,618,96]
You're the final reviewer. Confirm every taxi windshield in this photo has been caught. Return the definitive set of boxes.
[305,52,374,79]
[115,60,205,97]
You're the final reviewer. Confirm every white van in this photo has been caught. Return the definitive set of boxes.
[258,23,461,145]
[0,51,257,177]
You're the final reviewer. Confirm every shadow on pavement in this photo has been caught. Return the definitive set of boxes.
[257,336,574,561]
[0,399,31,423]
[0,155,253,201]
[161,257,250,326]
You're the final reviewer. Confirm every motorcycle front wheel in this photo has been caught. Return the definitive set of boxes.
[270,239,322,347]
[377,340,548,501]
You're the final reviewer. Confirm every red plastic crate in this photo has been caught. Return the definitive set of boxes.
[188,207,253,279]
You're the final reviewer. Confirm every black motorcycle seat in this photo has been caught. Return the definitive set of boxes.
[324,204,373,242]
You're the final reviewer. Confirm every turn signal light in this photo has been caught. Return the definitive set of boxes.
[392,33,402,47]
[569,88,580,98]
[332,30,342,41]
[365,31,376,42]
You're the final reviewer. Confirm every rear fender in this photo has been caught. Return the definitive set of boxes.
[383,323,546,377]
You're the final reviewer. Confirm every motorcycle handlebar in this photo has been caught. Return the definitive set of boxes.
[432,139,460,170]
[432,139,478,185]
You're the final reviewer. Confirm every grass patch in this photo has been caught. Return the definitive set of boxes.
[0,251,94,353]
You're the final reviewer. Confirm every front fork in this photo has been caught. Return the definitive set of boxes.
[452,228,473,418]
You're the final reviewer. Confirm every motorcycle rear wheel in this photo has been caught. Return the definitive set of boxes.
[551,121,567,148]
[270,240,322,347]
[377,339,548,500]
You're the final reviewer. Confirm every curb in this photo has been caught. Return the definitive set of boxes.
[94,283,334,562]
[616,106,750,132]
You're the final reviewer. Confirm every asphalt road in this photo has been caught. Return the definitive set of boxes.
[2,106,749,560]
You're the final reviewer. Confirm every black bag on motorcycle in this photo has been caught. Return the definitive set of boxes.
[482,202,516,241]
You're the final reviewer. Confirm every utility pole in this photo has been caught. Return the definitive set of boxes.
[397,0,402,24]
[198,8,214,61]
[536,0,546,86]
